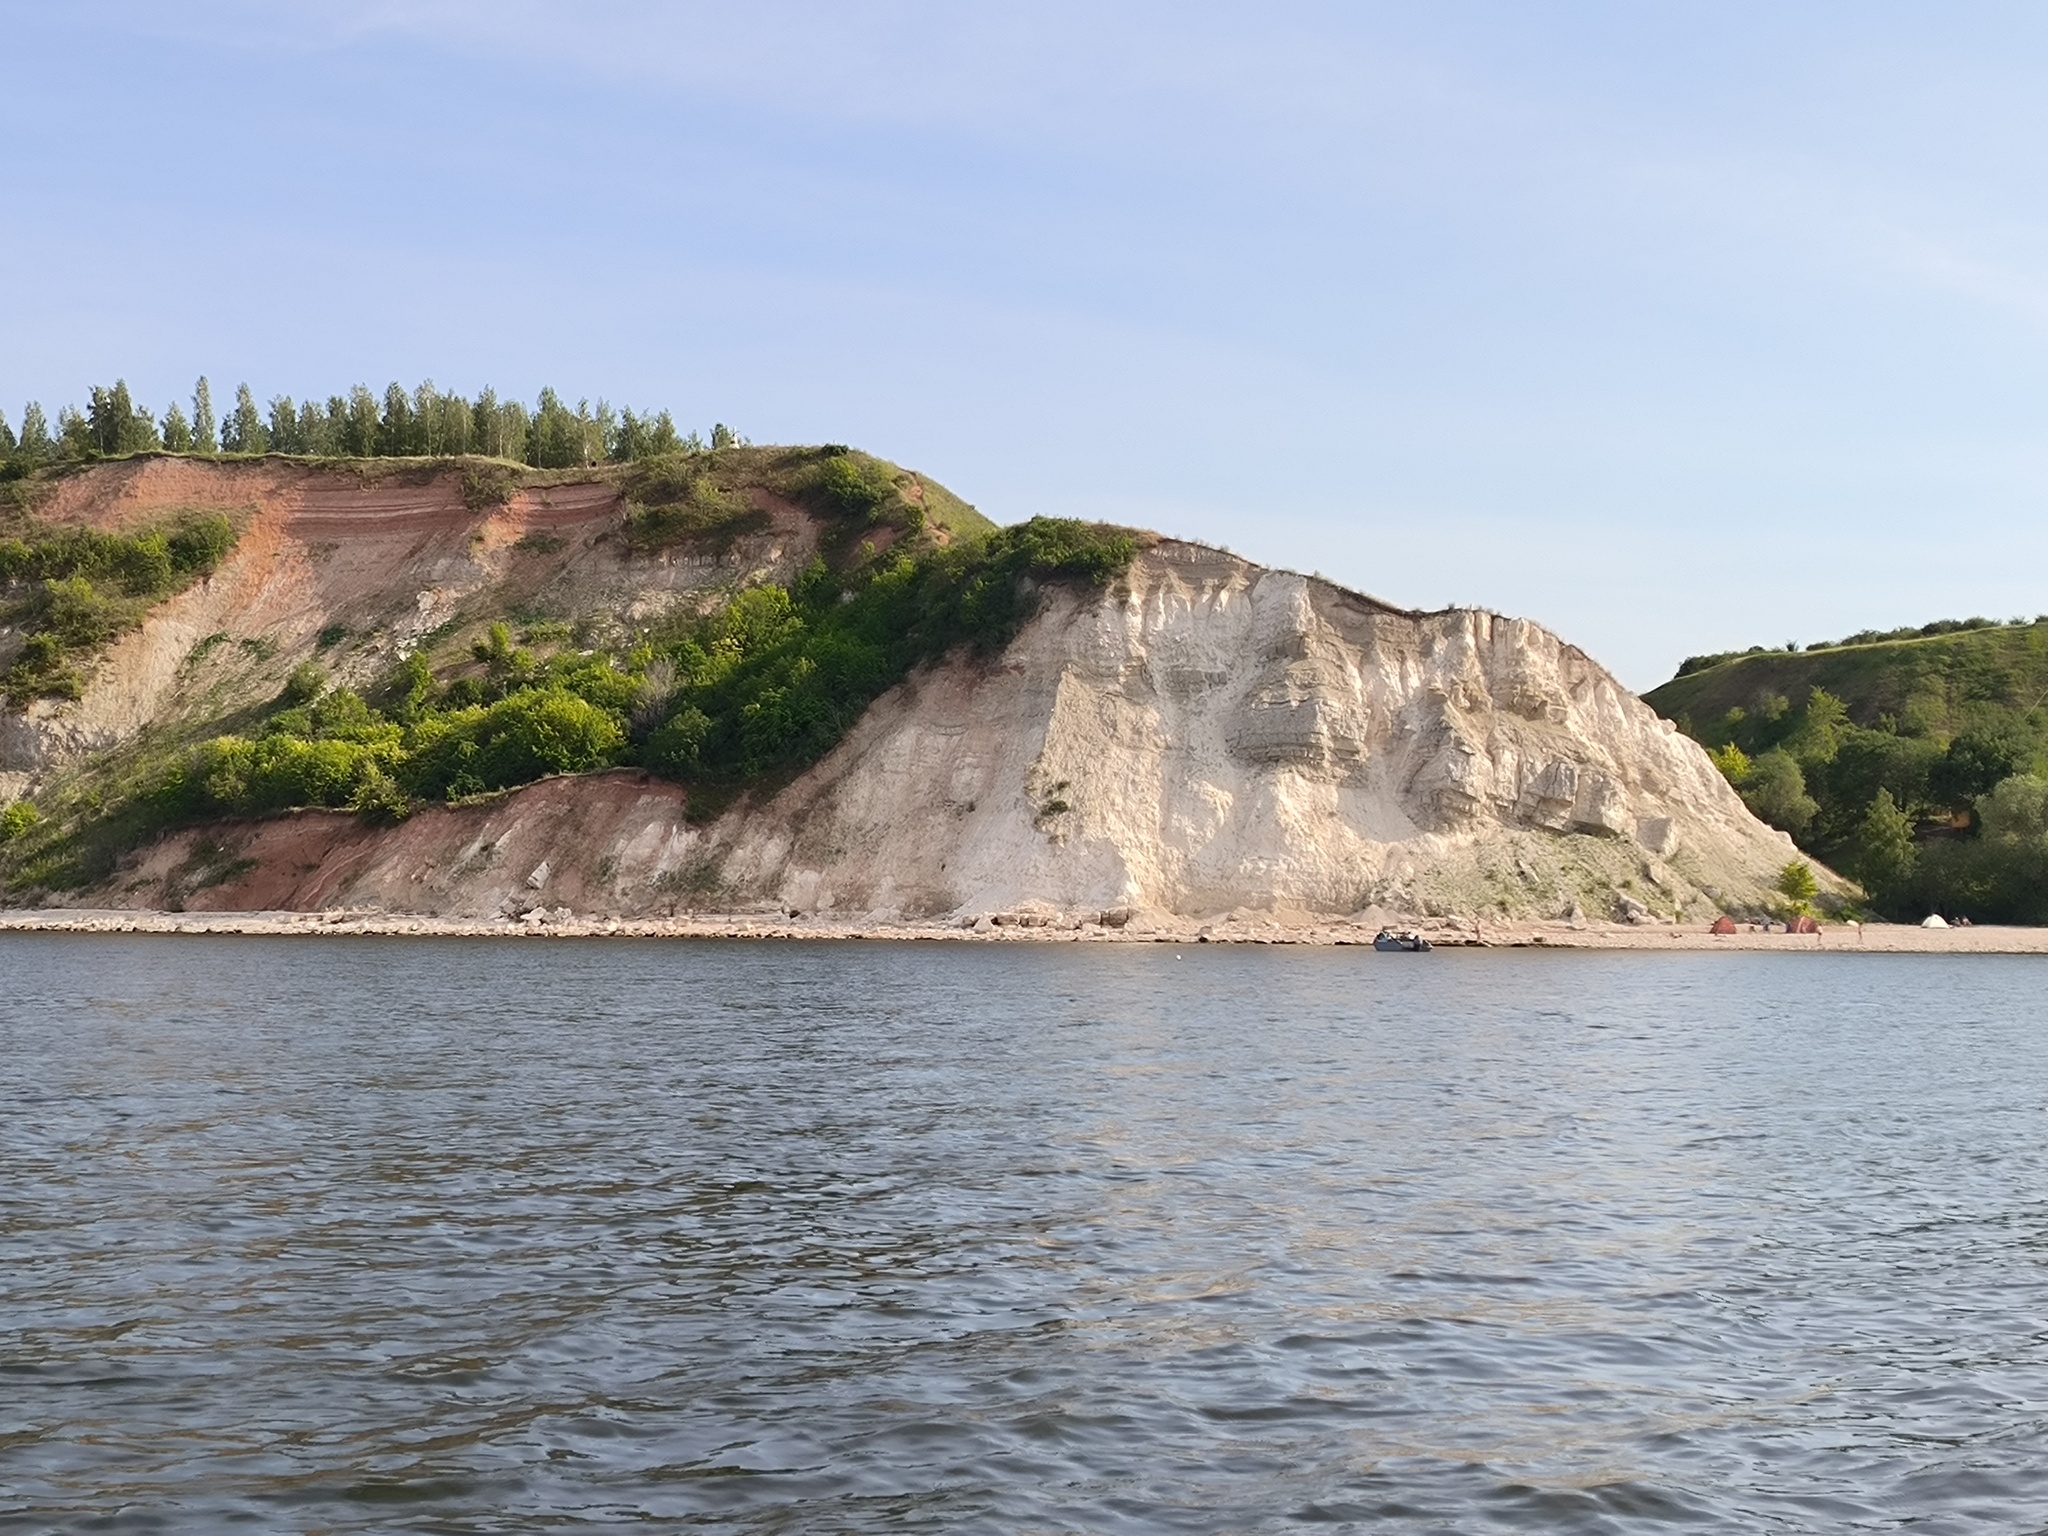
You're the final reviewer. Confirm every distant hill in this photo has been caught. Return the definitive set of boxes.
[1644,621,2048,922]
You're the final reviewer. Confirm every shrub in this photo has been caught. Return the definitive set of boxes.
[158,734,400,818]
[282,661,326,705]
[1775,860,1818,914]
[807,454,892,521]
[403,689,624,800]
[0,801,40,841]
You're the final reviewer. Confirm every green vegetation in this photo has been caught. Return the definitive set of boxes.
[1,512,237,704]
[1646,618,2048,921]
[0,801,39,841]
[1674,615,2036,677]
[1775,860,1818,917]
[0,509,1139,895]
[2,376,742,474]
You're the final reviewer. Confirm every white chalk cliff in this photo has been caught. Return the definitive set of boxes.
[704,541,1800,925]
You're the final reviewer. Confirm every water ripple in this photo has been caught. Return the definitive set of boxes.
[3,938,2046,1532]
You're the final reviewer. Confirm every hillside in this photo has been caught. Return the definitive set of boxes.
[1644,621,2048,921]
[1,453,1816,925]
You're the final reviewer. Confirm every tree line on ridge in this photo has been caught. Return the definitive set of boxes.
[0,378,741,473]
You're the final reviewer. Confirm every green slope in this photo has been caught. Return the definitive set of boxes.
[1644,620,2048,922]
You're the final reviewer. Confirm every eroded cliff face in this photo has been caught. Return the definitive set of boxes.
[698,541,1800,923]
[0,456,817,803]
[102,537,1809,924]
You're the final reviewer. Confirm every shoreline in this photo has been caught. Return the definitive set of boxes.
[0,908,2041,952]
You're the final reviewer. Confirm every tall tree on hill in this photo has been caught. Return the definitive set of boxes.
[18,403,53,462]
[379,382,414,457]
[342,386,379,457]
[433,388,472,457]
[472,387,502,457]
[470,389,529,462]
[310,397,346,456]
[192,377,218,454]
[266,397,302,455]
[0,408,15,457]
[57,405,93,459]
[86,381,161,456]
[162,402,194,452]
[527,388,582,469]
[87,385,121,454]
[222,384,268,454]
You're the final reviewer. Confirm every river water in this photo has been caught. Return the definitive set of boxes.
[3,937,2046,1533]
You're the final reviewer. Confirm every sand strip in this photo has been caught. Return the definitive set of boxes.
[0,910,2040,951]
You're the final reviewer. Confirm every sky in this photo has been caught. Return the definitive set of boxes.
[7,2,2048,687]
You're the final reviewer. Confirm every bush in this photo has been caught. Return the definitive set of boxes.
[403,689,624,800]
[0,801,40,841]
[282,661,326,705]
[1775,860,1818,914]
[807,454,892,521]
[158,734,400,818]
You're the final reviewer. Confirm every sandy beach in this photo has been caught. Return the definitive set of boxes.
[0,908,2041,951]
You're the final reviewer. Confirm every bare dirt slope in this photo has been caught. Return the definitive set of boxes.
[6,458,1818,924]
[0,456,817,797]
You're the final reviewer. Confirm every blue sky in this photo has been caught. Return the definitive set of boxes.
[7,2,2048,686]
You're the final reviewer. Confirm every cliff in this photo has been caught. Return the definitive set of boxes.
[1,455,1817,924]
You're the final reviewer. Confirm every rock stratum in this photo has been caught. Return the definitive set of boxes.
[1,455,1818,925]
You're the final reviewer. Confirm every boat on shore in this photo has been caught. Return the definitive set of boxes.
[1373,929,1431,952]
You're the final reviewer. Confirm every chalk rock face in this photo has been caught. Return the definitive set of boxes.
[706,542,1804,922]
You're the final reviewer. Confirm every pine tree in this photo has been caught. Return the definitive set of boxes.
[223,383,268,454]
[1775,860,1819,917]
[528,388,580,469]
[1854,789,1917,899]
[88,385,119,454]
[319,396,350,456]
[88,380,159,455]
[125,391,162,454]
[378,382,414,457]
[472,387,501,457]
[0,407,15,457]
[192,377,218,454]
[430,388,470,457]
[344,386,379,456]
[19,403,52,461]
[162,402,194,452]
[267,397,300,454]
[57,405,94,459]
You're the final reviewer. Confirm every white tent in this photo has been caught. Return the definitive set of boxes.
[1921,913,1949,928]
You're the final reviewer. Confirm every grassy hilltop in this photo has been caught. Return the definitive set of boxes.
[1645,617,2048,922]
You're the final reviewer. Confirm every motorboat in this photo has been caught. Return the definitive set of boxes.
[1373,929,1431,952]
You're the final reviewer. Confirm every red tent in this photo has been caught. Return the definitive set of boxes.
[1787,914,1820,934]
[1710,915,1737,935]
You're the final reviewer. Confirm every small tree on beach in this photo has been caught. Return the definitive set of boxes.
[1776,860,1818,916]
